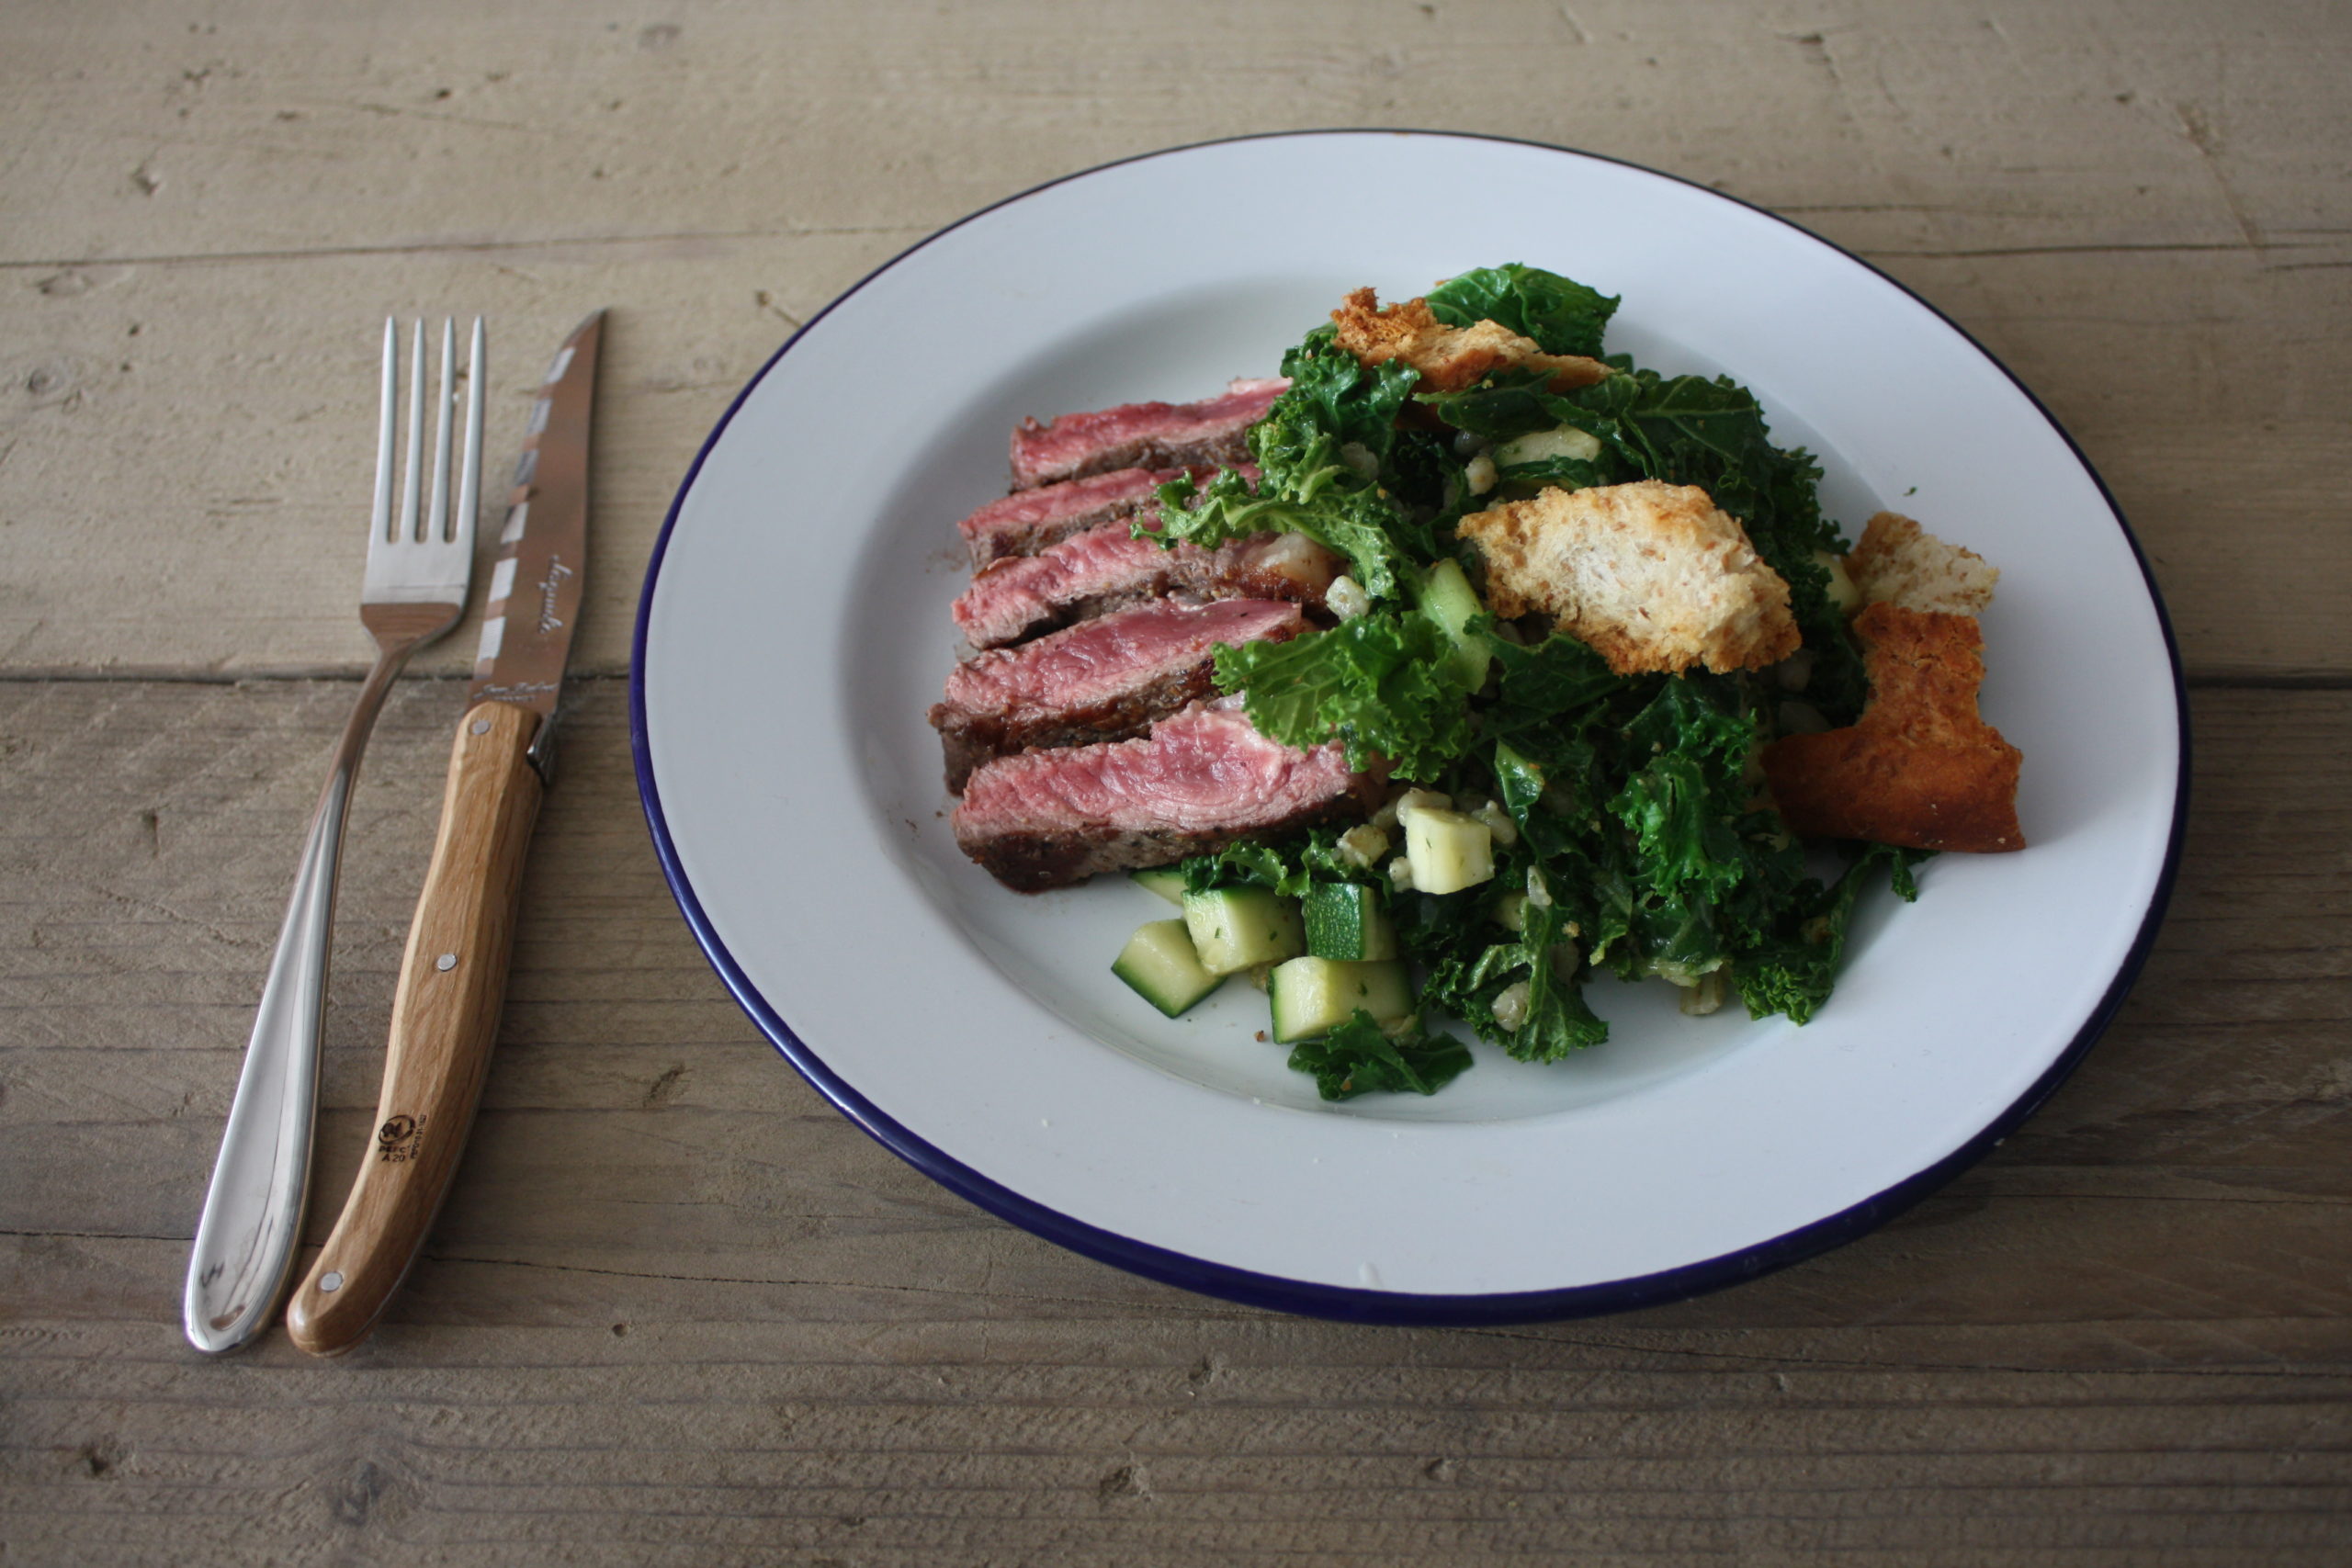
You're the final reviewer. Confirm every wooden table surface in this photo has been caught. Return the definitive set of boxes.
[5,2,2346,1562]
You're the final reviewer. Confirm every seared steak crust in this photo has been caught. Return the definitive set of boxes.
[951,697,1386,893]
[931,598,1306,791]
[1009,378,1287,491]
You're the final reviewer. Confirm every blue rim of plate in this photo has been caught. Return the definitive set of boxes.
[628,129,2190,1325]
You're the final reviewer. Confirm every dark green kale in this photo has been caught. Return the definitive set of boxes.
[1277,327,1421,464]
[1420,359,1870,723]
[1423,264,1622,358]
[1148,458,1413,604]
[1176,827,1367,900]
[1733,844,1928,1024]
[1210,610,1475,782]
[1407,886,1610,1063]
[1113,264,1927,1092]
[1287,1010,1474,1100]
[1144,329,1436,601]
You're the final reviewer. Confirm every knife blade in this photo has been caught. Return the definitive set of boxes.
[286,310,605,1357]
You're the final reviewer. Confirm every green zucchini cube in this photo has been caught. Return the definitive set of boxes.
[1303,882,1398,961]
[1112,919,1226,1018]
[1129,866,1188,906]
[1182,886,1305,976]
[1268,957,1414,1043]
[1403,807,1496,896]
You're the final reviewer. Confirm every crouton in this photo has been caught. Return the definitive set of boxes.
[1330,288,1610,393]
[1760,602,2024,852]
[1458,479,1801,675]
[1846,511,1998,616]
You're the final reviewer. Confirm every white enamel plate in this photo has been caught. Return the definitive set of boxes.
[632,132,2186,1322]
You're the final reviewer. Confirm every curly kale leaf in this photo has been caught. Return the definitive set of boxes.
[1563,367,1866,721]
[1733,843,1929,1024]
[1211,610,1475,781]
[1408,885,1609,1063]
[1480,624,1634,747]
[1288,1010,1475,1101]
[1147,400,1419,603]
[1277,329,1422,466]
[1420,360,1868,722]
[1176,827,1367,900]
[1423,264,1622,359]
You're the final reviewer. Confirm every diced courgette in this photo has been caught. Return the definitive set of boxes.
[1182,886,1305,976]
[1303,882,1398,962]
[1417,558,1492,692]
[1404,807,1496,896]
[1268,957,1413,1043]
[1112,919,1226,1018]
[1130,866,1187,906]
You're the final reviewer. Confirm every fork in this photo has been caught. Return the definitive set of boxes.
[184,318,485,1355]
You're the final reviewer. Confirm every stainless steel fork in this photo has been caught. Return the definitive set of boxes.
[185,319,485,1354]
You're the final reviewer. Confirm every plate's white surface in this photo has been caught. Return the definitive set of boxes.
[637,132,2181,1305]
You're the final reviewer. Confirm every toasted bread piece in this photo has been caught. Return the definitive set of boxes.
[1847,511,1999,616]
[1330,288,1609,393]
[1761,602,2023,852]
[1458,479,1801,675]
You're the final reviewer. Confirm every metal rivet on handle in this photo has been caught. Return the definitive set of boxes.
[470,717,492,735]
[320,1271,344,1292]
[435,953,458,972]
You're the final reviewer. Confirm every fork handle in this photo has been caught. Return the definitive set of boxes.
[287,700,543,1357]
[184,641,418,1354]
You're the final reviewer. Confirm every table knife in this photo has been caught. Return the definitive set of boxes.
[285,310,605,1357]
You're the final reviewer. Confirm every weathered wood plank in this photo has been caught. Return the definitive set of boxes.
[4,1,2345,265]
[2,236,2344,683]
[1,677,2346,1562]
[3,679,2345,1337]
[4,1,2348,1560]
[1,0,2346,681]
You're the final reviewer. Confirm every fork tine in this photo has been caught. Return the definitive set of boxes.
[426,319,457,545]
[456,318,485,553]
[373,319,398,543]
[399,320,425,544]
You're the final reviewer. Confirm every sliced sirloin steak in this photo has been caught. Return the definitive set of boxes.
[957,462,1254,570]
[951,695,1387,893]
[931,598,1307,793]
[1009,378,1288,491]
[950,520,1340,652]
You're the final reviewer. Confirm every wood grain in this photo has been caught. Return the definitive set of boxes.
[287,700,543,1357]
[0,0,2345,681]
[2,678,2346,1562]
[2,0,2346,1558]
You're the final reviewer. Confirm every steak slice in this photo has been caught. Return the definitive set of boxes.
[957,463,1250,570]
[950,521,1340,651]
[1009,378,1288,491]
[931,598,1307,792]
[952,696,1386,893]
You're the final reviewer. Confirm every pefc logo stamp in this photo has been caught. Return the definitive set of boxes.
[376,1113,427,1163]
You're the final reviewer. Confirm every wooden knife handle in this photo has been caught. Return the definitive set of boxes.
[287,700,544,1357]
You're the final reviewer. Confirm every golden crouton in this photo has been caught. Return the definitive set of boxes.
[1330,288,1610,393]
[1846,511,1999,616]
[1761,603,2024,852]
[1458,479,1801,675]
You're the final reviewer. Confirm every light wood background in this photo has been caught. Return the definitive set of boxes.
[4,1,2346,1562]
